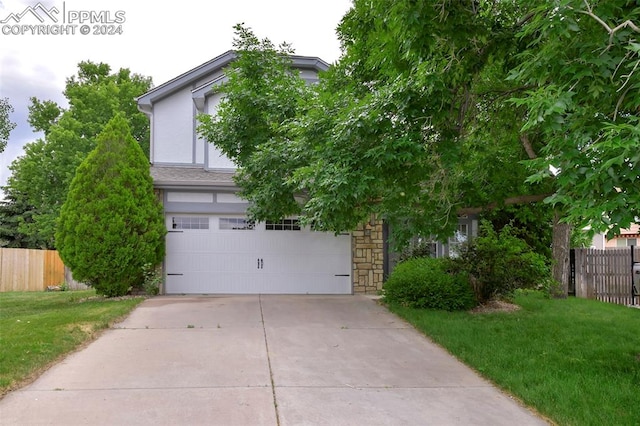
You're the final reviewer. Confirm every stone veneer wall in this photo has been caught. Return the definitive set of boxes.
[352,216,385,294]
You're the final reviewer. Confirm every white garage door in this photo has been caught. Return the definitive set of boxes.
[164,215,352,294]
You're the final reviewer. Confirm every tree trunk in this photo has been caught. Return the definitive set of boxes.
[551,211,571,298]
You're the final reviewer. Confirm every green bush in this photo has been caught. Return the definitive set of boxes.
[141,263,162,296]
[383,257,476,311]
[451,220,550,303]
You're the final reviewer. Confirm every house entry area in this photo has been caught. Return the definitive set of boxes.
[164,215,352,294]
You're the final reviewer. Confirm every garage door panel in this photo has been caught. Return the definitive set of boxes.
[167,272,255,294]
[167,272,350,295]
[166,273,258,294]
[168,233,257,253]
[263,233,349,254]
[261,253,350,275]
[165,215,351,294]
[167,253,255,273]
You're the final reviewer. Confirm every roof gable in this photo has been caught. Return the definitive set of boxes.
[137,50,330,112]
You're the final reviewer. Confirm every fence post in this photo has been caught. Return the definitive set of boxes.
[632,246,636,306]
[574,249,583,298]
[586,249,597,299]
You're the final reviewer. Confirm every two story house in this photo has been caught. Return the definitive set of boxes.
[137,51,477,295]
[136,51,388,295]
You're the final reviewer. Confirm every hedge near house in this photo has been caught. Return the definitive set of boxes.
[383,257,476,311]
[56,115,165,297]
[452,221,551,303]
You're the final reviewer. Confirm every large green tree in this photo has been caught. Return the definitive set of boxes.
[0,97,16,153]
[0,191,35,248]
[56,115,165,297]
[1,62,151,248]
[510,0,640,236]
[201,4,640,293]
[198,24,312,223]
[199,22,545,240]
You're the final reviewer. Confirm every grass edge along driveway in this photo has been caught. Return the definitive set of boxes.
[0,290,144,397]
[388,291,640,426]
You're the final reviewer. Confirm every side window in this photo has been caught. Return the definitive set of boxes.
[448,223,468,258]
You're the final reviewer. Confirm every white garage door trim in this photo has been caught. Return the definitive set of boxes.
[164,215,351,294]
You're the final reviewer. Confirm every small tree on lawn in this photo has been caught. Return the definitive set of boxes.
[56,114,165,297]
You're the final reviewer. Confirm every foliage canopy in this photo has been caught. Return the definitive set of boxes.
[200,3,639,247]
[1,62,151,248]
[0,97,16,153]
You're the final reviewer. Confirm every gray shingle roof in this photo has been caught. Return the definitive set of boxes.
[150,166,236,187]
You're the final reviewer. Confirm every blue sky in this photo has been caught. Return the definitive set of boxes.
[0,0,351,197]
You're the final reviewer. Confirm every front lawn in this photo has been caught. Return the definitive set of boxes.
[0,291,144,396]
[388,291,640,426]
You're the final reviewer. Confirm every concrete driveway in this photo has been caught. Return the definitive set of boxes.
[0,295,547,425]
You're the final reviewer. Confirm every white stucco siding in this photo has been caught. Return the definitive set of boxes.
[299,69,320,81]
[195,134,205,164]
[206,140,236,170]
[153,88,194,164]
[205,92,236,170]
[206,91,223,116]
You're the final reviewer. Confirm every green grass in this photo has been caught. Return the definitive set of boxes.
[0,290,144,396]
[388,291,640,426]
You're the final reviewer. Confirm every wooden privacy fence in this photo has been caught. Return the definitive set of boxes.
[0,248,65,292]
[572,247,640,306]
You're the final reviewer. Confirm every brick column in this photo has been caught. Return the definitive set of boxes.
[352,215,384,294]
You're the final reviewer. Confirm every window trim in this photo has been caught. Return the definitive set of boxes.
[265,218,301,231]
[218,217,255,231]
[171,216,209,230]
[448,223,469,257]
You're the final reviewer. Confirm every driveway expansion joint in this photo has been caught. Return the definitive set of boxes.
[259,294,281,426]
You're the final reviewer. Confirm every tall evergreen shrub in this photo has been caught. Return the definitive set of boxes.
[56,115,165,297]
